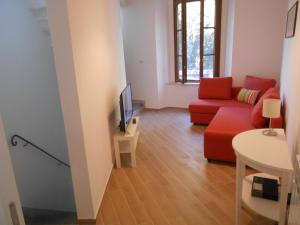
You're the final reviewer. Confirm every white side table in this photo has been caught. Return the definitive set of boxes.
[233,129,293,225]
[114,117,140,168]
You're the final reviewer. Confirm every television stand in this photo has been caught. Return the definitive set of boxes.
[114,116,140,168]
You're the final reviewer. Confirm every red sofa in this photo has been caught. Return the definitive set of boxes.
[188,76,283,162]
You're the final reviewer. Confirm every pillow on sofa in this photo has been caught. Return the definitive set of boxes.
[237,88,260,105]
[251,87,280,128]
[199,77,232,100]
[244,75,276,99]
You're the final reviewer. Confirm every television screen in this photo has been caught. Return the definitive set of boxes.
[120,84,133,132]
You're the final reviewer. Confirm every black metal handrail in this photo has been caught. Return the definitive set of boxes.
[11,135,70,168]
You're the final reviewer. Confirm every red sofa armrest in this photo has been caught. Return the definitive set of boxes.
[232,87,242,99]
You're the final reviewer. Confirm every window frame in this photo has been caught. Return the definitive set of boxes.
[174,0,222,83]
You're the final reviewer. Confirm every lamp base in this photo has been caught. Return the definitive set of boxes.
[262,129,277,136]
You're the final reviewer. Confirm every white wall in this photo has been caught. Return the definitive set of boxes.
[226,0,287,86]
[0,0,75,211]
[280,0,300,159]
[155,0,169,107]
[47,0,127,220]
[122,0,287,108]
[225,0,235,76]
[122,0,160,108]
[0,116,25,225]
[122,0,229,108]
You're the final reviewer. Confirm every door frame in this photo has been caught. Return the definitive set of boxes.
[0,114,25,225]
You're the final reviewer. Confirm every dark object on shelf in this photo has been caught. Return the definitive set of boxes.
[287,192,292,205]
[132,118,136,124]
[251,176,279,201]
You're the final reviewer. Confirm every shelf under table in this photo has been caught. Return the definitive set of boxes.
[242,173,280,222]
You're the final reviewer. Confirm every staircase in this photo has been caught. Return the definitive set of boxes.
[14,2,75,224]
[132,100,145,116]
[11,135,75,224]
[28,0,50,36]
[23,207,77,225]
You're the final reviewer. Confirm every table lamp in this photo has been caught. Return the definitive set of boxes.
[262,99,281,136]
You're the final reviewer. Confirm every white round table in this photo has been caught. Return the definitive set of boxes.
[232,129,293,225]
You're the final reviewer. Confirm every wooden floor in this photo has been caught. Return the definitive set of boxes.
[97,109,275,225]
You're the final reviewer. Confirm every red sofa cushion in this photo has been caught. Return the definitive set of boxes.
[251,87,280,128]
[204,107,254,162]
[244,75,276,99]
[199,77,232,100]
[206,107,254,135]
[189,99,252,114]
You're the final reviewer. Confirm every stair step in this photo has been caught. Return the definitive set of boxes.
[23,207,77,225]
[132,101,145,116]
[28,0,50,36]
[28,0,47,10]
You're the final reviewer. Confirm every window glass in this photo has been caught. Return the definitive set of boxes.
[186,1,201,81]
[177,3,182,29]
[174,0,220,82]
[203,55,214,78]
[177,31,182,55]
[204,0,215,27]
[204,28,215,55]
[178,56,183,80]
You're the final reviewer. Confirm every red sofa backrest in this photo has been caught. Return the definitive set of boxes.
[232,87,242,99]
[198,77,233,100]
[244,75,277,99]
[251,87,283,128]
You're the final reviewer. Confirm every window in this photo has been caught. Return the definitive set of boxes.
[174,0,222,83]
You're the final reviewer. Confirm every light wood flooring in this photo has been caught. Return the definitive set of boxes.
[97,109,275,225]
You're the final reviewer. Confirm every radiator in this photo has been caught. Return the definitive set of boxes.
[288,155,300,225]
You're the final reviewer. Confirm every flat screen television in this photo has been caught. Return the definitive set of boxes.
[119,84,133,132]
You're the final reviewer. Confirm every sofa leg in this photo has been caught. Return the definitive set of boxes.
[207,159,212,163]
[194,123,207,126]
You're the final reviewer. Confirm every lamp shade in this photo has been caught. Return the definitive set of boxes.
[263,99,281,118]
